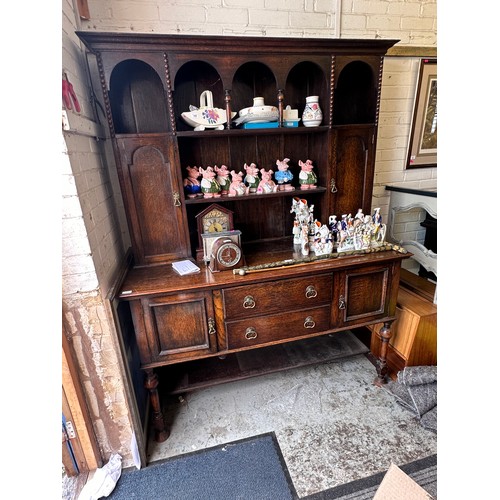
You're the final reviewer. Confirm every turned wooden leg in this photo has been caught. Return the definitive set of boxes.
[144,369,170,443]
[373,321,393,387]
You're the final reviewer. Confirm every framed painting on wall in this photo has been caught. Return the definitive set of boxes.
[406,59,437,169]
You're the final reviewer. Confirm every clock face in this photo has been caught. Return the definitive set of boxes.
[202,229,242,264]
[202,211,230,233]
[208,234,244,272]
[216,242,242,267]
[205,219,226,233]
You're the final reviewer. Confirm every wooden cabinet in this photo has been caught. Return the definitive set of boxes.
[77,32,405,443]
[369,287,437,375]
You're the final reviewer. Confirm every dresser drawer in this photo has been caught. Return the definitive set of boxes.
[222,273,333,320]
[226,305,331,349]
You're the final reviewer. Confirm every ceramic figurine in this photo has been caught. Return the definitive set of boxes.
[199,166,221,198]
[183,166,202,198]
[274,158,294,191]
[228,170,249,197]
[243,162,260,193]
[300,224,310,256]
[257,169,277,194]
[214,164,231,196]
[298,159,317,189]
[328,214,339,245]
[292,220,301,245]
[354,208,364,224]
[372,207,382,226]
[313,222,333,256]
[371,208,386,245]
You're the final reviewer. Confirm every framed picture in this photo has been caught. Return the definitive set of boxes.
[406,59,437,169]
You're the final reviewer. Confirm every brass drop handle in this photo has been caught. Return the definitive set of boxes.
[245,327,258,340]
[243,295,256,309]
[208,318,216,335]
[339,295,346,310]
[173,191,181,207]
[305,285,317,298]
[304,316,316,329]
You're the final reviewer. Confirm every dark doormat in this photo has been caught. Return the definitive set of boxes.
[302,454,437,499]
[107,432,298,499]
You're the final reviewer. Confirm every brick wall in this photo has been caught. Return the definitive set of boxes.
[63,0,437,466]
[79,0,437,224]
[63,0,134,467]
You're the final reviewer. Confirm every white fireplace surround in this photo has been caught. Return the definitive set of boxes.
[386,186,437,303]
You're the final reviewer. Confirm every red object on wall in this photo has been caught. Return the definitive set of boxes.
[62,73,81,113]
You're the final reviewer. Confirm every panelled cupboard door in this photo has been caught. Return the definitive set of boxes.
[333,264,391,327]
[115,136,190,266]
[331,125,376,218]
[136,291,217,365]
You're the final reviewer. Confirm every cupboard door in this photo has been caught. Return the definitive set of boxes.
[333,264,390,327]
[134,291,217,365]
[331,125,376,218]
[116,136,190,266]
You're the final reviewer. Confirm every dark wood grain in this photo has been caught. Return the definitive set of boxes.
[79,31,403,443]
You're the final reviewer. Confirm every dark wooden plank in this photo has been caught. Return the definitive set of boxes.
[159,331,368,395]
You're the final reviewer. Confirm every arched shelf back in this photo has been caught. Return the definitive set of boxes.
[285,61,328,120]
[109,59,168,134]
[231,62,277,114]
[173,61,224,132]
[333,61,376,125]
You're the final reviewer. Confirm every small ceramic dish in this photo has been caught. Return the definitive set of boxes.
[238,104,278,118]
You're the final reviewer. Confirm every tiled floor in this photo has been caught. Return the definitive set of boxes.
[63,333,437,499]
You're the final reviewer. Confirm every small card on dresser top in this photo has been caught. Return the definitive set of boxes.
[172,259,201,276]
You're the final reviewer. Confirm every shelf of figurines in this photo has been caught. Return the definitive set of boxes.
[290,198,394,257]
[183,159,325,203]
[229,200,407,276]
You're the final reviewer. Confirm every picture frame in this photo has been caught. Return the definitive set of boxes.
[406,59,437,169]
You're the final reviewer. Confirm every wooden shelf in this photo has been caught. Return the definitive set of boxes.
[185,187,327,204]
[159,331,369,395]
[175,126,330,138]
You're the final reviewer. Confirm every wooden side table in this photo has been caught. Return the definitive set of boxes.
[370,287,437,376]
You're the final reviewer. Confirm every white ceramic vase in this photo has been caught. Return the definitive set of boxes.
[302,96,322,127]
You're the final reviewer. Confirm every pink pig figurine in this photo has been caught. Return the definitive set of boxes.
[275,158,294,191]
[257,169,277,194]
[298,159,317,189]
[228,170,249,197]
[199,166,221,198]
[214,164,231,195]
[243,162,260,193]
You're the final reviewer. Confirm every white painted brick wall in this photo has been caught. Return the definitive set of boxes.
[63,0,134,468]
